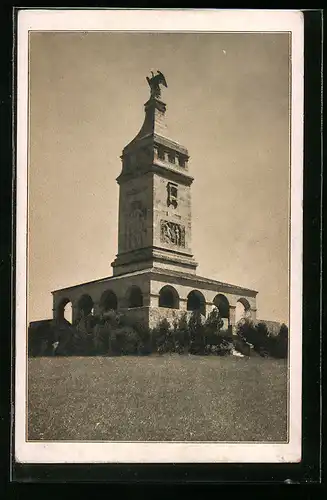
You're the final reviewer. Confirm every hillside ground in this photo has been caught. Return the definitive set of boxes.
[28,355,288,442]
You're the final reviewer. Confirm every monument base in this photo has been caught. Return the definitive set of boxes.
[52,267,257,330]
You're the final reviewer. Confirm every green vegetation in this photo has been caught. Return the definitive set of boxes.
[236,318,288,358]
[28,310,288,359]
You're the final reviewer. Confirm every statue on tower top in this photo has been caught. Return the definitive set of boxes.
[146,70,168,99]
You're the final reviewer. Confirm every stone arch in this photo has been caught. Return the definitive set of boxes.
[159,285,180,309]
[213,294,230,319]
[235,298,251,323]
[100,290,118,312]
[77,294,94,318]
[57,297,72,324]
[127,285,143,308]
[187,290,206,316]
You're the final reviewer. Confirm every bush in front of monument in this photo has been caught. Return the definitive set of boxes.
[112,326,140,356]
[133,321,152,355]
[210,337,234,356]
[277,323,289,358]
[235,319,270,357]
[200,308,233,356]
[267,323,289,359]
[148,309,234,356]
[235,318,288,359]
[186,310,230,356]
[255,321,271,357]
[92,311,117,355]
[172,312,190,354]
[30,308,287,359]
[28,322,55,357]
[152,318,173,354]
[92,311,143,356]
[202,308,233,356]
[93,318,111,355]
[188,310,206,355]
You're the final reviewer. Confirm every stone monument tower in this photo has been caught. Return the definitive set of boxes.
[112,70,197,277]
[52,71,258,330]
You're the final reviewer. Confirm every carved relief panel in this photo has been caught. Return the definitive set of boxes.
[160,220,185,247]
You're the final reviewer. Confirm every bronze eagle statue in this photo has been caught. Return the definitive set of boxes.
[146,70,168,99]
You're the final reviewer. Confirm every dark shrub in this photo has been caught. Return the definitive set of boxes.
[215,338,234,356]
[218,328,233,339]
[96,312,138,356]
[28,327,44,357]
[236,318,256,342]
[271,323,288,358]
[255,322,271,357]
[236,319,270,356]
[133,321,152,355]
[91,311,136,356]
[201,307,233,356]
[113,326,140,355]
[152,318,171,354]
[256,321,269,338]
[277,323,288,358]
[105,309,122,328]
[236,319,288,358]
[213,329,234,356]
[172,312,190,354]
[93,318,112,355]
[28,321,56,357]
[69,316,94,355]
[188,311,205,355]
[233,335,253,357]
[54,325,75,355]
[204,308,224,347]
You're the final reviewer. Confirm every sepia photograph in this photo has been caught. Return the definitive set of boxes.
[15,9,303,464]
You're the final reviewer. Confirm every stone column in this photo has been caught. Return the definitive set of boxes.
[52,306,58,321]
[53,299,64,324]
[72,303,79,325]
[229,305,237,336]
[149,293,159,308]
[52,295,61,322]
[179,298,188,311]
[250,308,257,322]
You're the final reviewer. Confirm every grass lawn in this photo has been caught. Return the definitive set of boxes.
[28,355,288,442]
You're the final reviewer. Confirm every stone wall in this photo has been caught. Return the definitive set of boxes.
[148,307,193,330]
[120,306,149,328]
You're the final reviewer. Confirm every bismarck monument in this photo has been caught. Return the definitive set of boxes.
[52,71,258,331]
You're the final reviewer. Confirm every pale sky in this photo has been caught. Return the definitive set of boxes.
[28,31,290,323]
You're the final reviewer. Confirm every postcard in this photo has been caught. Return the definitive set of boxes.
[15,8,303,464]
